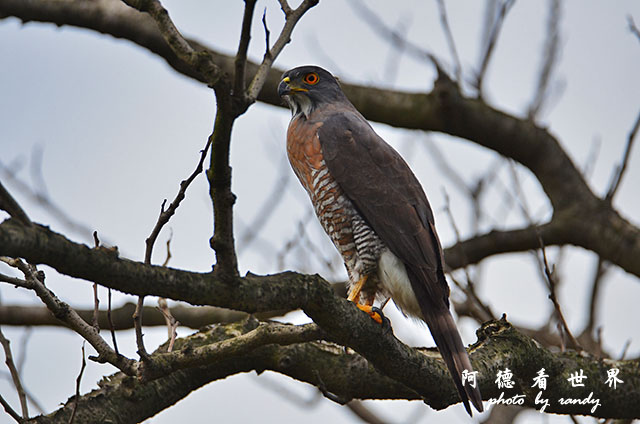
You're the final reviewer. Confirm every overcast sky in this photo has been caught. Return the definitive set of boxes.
[1,1,639,423]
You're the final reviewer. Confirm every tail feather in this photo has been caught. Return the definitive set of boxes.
[423,307,483,415]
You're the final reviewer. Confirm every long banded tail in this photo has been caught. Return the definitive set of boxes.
[423,307,483,415]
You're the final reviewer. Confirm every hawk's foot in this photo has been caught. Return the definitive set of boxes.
[357,304,386,325]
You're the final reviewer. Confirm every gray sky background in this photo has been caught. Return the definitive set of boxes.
[1,1,639,423]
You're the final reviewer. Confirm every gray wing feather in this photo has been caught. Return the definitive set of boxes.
[318,111,449,307]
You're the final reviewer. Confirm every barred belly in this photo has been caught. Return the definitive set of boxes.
[310,163,384,272]
[286,118,385,298]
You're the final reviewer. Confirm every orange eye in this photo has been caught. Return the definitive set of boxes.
[303,72,319,85]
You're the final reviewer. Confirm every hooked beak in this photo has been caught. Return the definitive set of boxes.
[277,76,308,97]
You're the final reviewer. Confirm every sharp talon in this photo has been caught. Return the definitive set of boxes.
[371,306,391,328]
[357,304,384,325]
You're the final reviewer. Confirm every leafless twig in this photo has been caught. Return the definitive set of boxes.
[136,137,215,358]
[0,160,101,243]
[0,393,22,423]
[107,288,119,355]
[314,370,349,405]
[68,343,87,424]
[381,14,412,85]
[345,400,388,424]
[239,158,290,252]
[245,0,320,101]
[157,299,179,352]
[475,0,516,96]
[442,191,495,321]
[261,8,271,55]
[234,0,257,97]
[346,0,443,72]
[528,0,562,121]
[605,108,640,203]
[584,257,610,336]
[121,0,222,85]
[0,257,136,374]
[436,0,462,83]
[535,233,581,351]
[0,326,28,419]
[0,180,32,227]
[628,15,640,44]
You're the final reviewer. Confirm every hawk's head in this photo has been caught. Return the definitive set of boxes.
[278,65,347,118]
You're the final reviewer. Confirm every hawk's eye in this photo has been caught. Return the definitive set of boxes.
[303,72,319,85]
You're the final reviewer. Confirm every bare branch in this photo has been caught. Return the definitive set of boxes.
[0,161,96,242]
[345,401,389,424]
[436,0,463,83]
[0,180,32,227]
[0,392,22,423]
[585,257,609,336]
[442,190,495,321]
[145,139,212,265]
[157,299,179,352]
[67,343,86,424]
[605,108,640,203]
[535,233,581,351]
[245,0,319,101]
[0,326,28,419]
[137,136,213,356]
[234,0,257,97]
[0,257,136,375]
[628,15,640,44]
[238,158,290,252]
[106,288,119,355]
[133,296,148,358]
[347,0,443,72]
[475,0,516,96]
[120,0,221,85]
[528,0,562,120]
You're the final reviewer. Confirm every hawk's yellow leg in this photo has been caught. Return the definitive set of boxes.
[347,275,383,324]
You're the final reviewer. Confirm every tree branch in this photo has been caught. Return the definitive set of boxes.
[0,180,32,227]
[119,0,221,86]
[22,317,640,422]
[0,326,29,419]
[1,220,639,420]
[0,256,136,375]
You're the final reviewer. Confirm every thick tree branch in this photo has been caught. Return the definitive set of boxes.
[22,317,640,422]
[1,220,639,420]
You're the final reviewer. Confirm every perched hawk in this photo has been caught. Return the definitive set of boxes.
[278,65,483,415]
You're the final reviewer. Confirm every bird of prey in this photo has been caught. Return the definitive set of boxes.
[278,65,483,415]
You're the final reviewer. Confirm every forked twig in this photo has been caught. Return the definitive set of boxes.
[0,257,136,374]
[535,232,581,351]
